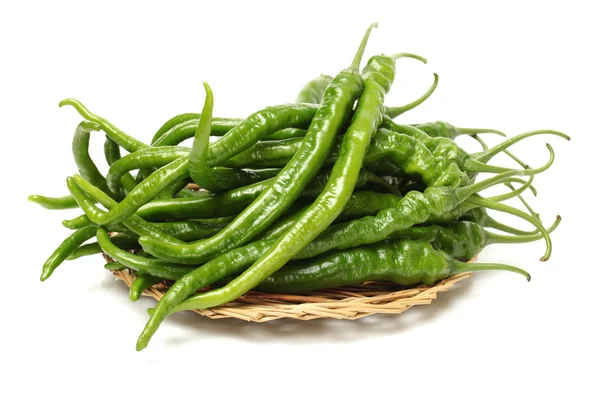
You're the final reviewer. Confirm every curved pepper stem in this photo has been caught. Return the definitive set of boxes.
[59,98,149,153]
[458,143,555,201]
[348,22,378,72]
[487,176,536,202]
[470,135,530,169]
[453,260,531,281]
[390,52,427,63]
[472,130,569,164]
[463,158,528,174]
[484,216,539,236]
[506,182,540,219]
[467,195,552,262]
[458,127,505,137]
[386,73,439,119]
[472,135,489,150]
[486,215,561,245]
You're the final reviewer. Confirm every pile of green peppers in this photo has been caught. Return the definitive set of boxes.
[30,24,568,350]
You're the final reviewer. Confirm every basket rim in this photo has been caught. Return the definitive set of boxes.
[108,259,472,322]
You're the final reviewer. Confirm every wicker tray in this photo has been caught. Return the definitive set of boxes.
[108,255,472,322]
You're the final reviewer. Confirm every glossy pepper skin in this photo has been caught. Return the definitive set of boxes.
[253,239,529,293]
[391,222,487,261]
[137,25,375,268]
[393,218,561,261]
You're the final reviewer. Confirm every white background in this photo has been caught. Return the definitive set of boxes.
[1,1,599,397]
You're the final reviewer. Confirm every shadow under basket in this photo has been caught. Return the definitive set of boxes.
[105,254,472,322]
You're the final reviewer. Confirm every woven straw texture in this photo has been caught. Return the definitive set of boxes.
[107,254,472,322]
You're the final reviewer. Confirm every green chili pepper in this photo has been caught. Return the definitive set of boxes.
[253,239,530,293]
[105,262,127,271]
[135,179,266,221]
[73,156,190,226]
[390,216,561,261]
[222,138,304,168]
[96,229,194,280]
[67,232,141,260]
[129,274,164,302]
[260,128,308,141]
[66,176,182,244]
[150,221,223,241]
[106,147,189,194]
[28,194,79,210]
[382,119,569,175]
[365,128,469,187]
[40,225,98,281]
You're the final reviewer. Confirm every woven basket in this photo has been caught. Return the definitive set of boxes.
[106,254,472,322]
